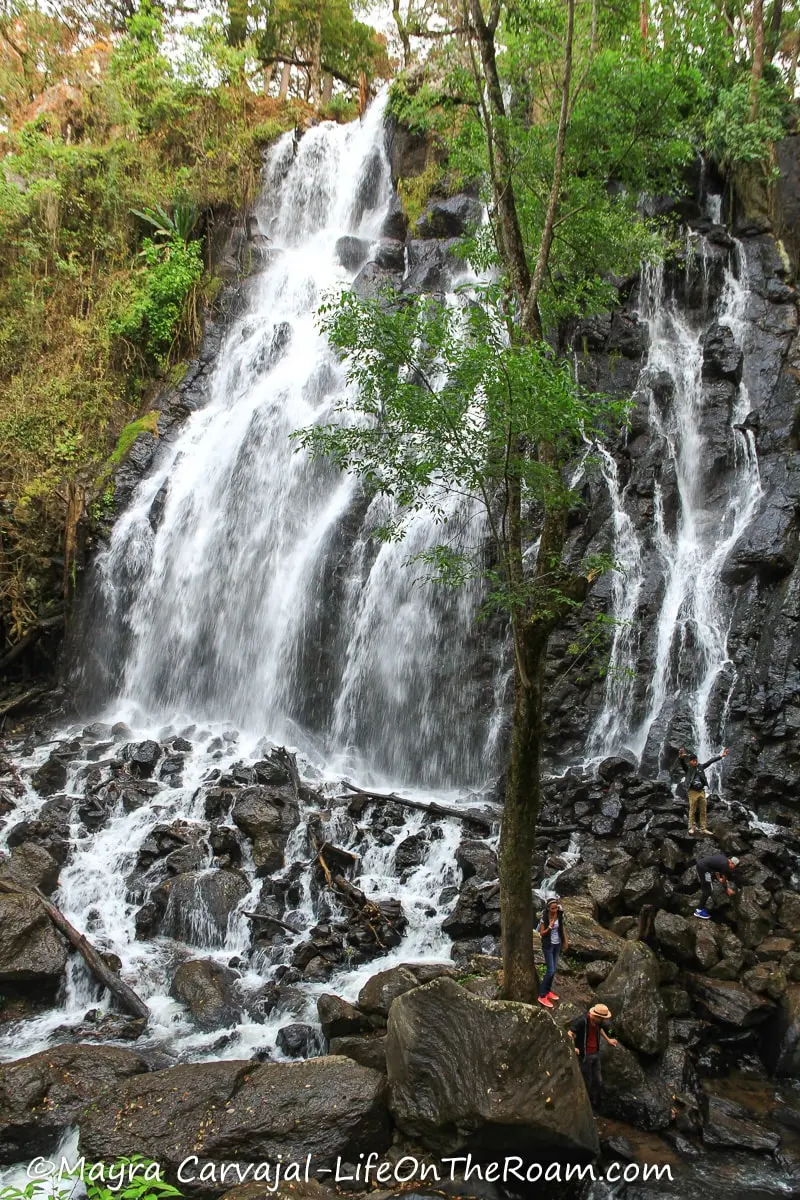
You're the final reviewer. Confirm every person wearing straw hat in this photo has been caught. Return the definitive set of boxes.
[568,1002,618,1108]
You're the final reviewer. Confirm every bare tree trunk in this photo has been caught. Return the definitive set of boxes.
[521,0,575,333]
[309,17,323,108]
[639,0,648,46]
[278,59,291,100]
[321,72,333,105]
[766,0,783,61]
[393,0,412,66]
[465,0,579,1004]
[752,0,765,115]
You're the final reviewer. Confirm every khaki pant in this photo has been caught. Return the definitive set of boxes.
[688,788,707,830]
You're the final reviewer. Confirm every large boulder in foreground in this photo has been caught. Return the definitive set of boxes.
[80,1057,390,1190]
[386,977,598,1158]
[596,941,668,1056]
[0,890,68,986]
[0,1044,149,1161]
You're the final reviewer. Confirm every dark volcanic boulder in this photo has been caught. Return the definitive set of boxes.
[0,889,68,986]
[335,235,368,271]
[317,993,370,1039]
[79,1058,390,1190]
[148,870,250,946]
[231,786,299,876]
[170,958,242,1031]
[358,962,457,1018]
[561,897,627,960]
[276,1023,322,1058]
[386,977,598,1157]
[0,841,60,893]
[7,794,72,862]
[414,195,482,239]
[596,942,668,1055]
[123,740,162,778]
[455,840,498,882]
[702,1094,780,1152]
[686,974,775,1026]
[702,322,743,381]
[0,1043,149,1161]
[352,261,402,301]
[597,1043,671,1131]
[328,1033,387,1073]
[442,877,500,937]
[31,753,68,796]
[653,910,695,964]
[764,984,800,1076]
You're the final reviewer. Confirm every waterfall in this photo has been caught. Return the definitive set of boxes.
[86,96,495,791]
[588,231,763,779]
[0,100,498,1067]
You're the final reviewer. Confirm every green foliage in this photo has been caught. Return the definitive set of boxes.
[130,203,199,243]
[705,78,789,168]
[112,237,204,364]
[1,1155,183,1200]
[0,2,302,642]
[108,412,160,467]
[296,286,627,613]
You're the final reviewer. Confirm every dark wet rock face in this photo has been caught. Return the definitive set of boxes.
[0,889,68,986]
[386,977,598,1158]
[79,1058,391,1194]
[169,958,242,1031]
[0,1044,149,1161]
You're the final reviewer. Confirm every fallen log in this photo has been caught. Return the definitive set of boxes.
[0,686,47,719]
[243,911,299,935]
[0,878,149,1021]
[340,781,498,831]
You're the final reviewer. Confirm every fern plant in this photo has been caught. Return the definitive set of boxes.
[130,202,198,243]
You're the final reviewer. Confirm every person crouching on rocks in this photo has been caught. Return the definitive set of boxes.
[568,1003,618,1109]
[678,745,729,834]
[537,896,568,1008]
[694,852,739,920]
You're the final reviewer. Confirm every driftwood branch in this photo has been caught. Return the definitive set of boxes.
[0,878,149,1020]
[243,911,298,934]
[341,781,498,832]
[0,686,47,718]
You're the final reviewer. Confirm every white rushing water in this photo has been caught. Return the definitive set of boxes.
[587,225,763,783]
[0,99,500,1068]
[83,93,496,792]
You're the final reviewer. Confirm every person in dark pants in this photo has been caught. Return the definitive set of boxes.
[678,746,729,833]
[537,897,568,1008]
[695,852,739,919]
[568,1003,618,1108]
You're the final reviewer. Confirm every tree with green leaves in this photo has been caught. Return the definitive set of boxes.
[298,0,739,1002]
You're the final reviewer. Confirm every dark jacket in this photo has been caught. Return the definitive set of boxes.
[569,1013,613,1059]
[697,853,733,878]
[538,905,566,948]
[680,753,724,792]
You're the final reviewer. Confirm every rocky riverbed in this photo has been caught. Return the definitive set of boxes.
[1,723,799,1198]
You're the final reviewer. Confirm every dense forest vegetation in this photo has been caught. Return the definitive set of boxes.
[0,0,796,717]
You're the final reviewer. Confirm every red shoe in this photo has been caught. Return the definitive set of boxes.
[547,991,560,1002]
[537,995,554,1009]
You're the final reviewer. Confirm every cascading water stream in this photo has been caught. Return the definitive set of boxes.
[0,99,498,1066]
[587,228,763,784]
